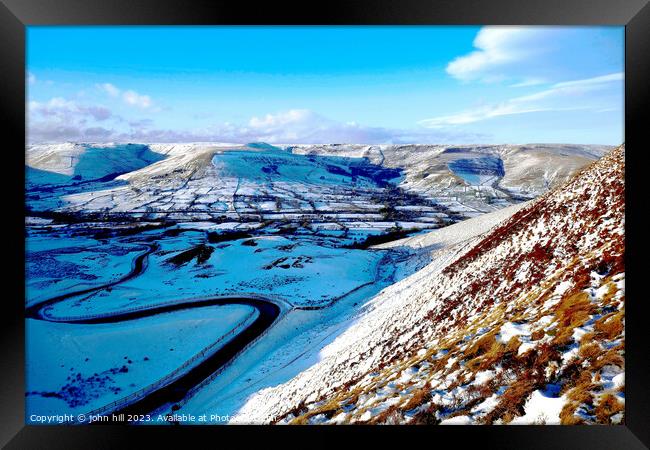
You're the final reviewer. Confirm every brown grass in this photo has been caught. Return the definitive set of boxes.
[482,371,540,424]
[593,311,624,340]
[530,329,545,341]
[410,403,440,425]
[467,379,494,399]
[402,387,431,412]
[529,342,560,369]
[567,384,597,405]
[599,280,621,306]
[288,398,341,425]
[559,365,599,424]
[592,349,625,371]
[579,342,602,361]
[595,393,624,423]
[505,336,522,353]
[580,331,595,343]
[462,330,511,373]
[552,292,594,346]
[371,405,403,424]
[464,331,499,359]
[560,402,584,425]
[284,258,626,426]
[479,340,514,372]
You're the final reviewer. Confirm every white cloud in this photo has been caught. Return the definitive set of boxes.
[249,109,314,128]
[97,83,154,109]
[206,109,483,144]
[509,78,547,88]
[97,82,121,97]
[446,27,549,82]
[28,97,117,143]
[122,90,152,109]
[447,26,623,88]
[28,106,487,144]
[27,72,36,85]
[29,97,113,121]
[552,72,623,89]
[420,72,623,127]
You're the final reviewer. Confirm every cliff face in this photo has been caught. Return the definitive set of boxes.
[235,145,625,425]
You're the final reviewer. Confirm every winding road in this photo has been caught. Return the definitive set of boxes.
[26,242,281,419]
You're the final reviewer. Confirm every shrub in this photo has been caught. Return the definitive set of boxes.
[579,342,602,361]
[402,387,431,412]
[595,393,624,423]
[559,402,584,425]
[593,311,624,340]
[483,371,540,424]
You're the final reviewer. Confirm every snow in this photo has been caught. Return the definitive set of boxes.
[26,143,165,184]
[375,202,529,251]
[600,365,625,391]
[471,393,500,417]
[26,304,257,420]
[26,216,54,225]
[26,234,144,305]
[474,370,495,385]
[509,387,567,425]
[27,143,603,229]
[42,233,381,319]
[517,343,536,355]
[561,345,580,365]
[497,322,531,344]
[227,146,624,424]
[612,373,625,389]
[440,415,472,425]
[178,276,396,422]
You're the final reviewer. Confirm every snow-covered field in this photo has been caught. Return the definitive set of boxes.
[42,232,381,318]
[26,234,145,305]
[26,304,257,421]
[24,141,619,425]
[27,142,607,227]
[24,224,390,421]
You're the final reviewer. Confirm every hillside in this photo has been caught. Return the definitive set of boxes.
[26,143,166,186]
[290,143,610,208]
[26,143,607,243]
[232,145,625,425]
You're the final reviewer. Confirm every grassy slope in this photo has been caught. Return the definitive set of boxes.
[279,145,625,425]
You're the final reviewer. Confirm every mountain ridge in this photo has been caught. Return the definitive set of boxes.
[26,142,611,237]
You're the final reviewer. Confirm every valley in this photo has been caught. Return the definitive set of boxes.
[24,141,621,425]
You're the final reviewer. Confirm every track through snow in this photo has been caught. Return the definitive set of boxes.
[26,235,398,421]
[26,242,282,420]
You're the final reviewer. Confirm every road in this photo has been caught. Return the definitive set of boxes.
[25,242,281,419]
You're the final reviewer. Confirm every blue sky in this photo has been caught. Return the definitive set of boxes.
[27,26,624,145]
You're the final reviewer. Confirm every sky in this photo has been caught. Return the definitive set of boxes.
[27,26,624,145]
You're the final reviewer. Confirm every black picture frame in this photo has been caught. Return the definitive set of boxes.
[2,0,648,448]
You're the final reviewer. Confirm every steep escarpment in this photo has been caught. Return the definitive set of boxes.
[290,143,610,204]
[234,145,625,425]
[26,143,165,185]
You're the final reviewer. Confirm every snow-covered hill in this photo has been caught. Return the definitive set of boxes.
[290,143,610,208]
[231,145,625,425]
[26,142,607,240]
[26,143,166,186]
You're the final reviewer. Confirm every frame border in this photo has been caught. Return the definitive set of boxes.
[2,0,648,448]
